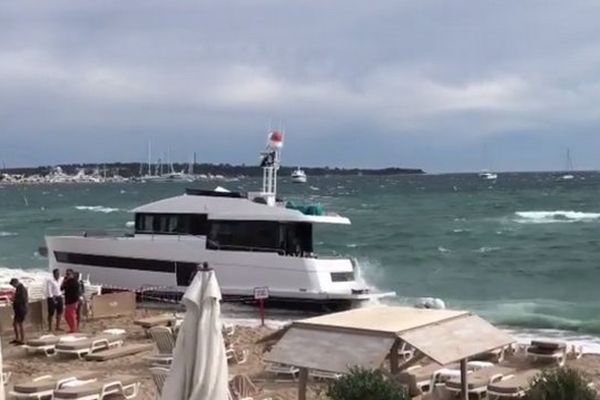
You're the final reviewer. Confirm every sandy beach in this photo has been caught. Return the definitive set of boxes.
[2,308,600,400]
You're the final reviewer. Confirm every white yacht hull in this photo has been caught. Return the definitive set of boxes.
[291,175,307,184]
[46,234,390,308]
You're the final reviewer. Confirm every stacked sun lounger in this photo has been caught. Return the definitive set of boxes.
[10,371,102,399]
[487,369,540,399]
[55,330,126,359]
[525,340,582,366]
[23,334,86,357]
[144,326,176,366]
[445,365,516,400]
[52,374,140,400]
[133,314,177,336]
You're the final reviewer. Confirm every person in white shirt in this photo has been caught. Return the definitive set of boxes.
[45,268,63,332]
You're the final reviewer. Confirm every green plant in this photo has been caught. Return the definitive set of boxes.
[526,367,597,400]
[326,367,408,400]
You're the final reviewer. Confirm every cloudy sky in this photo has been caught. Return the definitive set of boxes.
[2,1,600,172]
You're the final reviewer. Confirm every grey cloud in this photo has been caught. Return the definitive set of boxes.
[2,1,600,171]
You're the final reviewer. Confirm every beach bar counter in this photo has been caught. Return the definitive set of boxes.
[262,306,514,400]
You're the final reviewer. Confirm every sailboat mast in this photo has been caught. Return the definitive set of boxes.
[147,141,152,176]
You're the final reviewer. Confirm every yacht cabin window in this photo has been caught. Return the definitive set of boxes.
[207,220,313,256]
[135,213,208,236]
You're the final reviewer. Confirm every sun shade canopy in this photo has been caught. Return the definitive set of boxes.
[263,306,515,373]
[399,314,515,365]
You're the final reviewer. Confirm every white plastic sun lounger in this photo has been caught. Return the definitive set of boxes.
[55,330,126,359]
[10,371,101,400]
[309,369,343,381]
[487,369,540,399]
[526,340,582,366]
[22,334,86,357]
[53,375,140,400]
[149,367,169,397]
[226,346,249,365]
[445,366,515,400]
[264,362,300,381]
[144,326,175,366]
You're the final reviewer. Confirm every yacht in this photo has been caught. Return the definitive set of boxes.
[478,171,498,180]
[45,131,394,309]
[291,167,307,183]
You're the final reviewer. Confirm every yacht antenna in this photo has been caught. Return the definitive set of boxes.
[260,130,284,206]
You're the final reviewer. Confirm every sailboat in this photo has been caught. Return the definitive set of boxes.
[560,149,575,180]
[478,144,497,181]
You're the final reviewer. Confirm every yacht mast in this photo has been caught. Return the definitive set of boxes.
[260,130,283,206]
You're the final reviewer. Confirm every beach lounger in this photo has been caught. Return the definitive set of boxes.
[226,346,249,365]
[23,334,86,357]
[149,367,169,396]
[9,371,100,400]
[445,366,515,400]
[133,314,176,336]
[53,375,140,400]
[309,369,343,381]
[396,361,491,396]
[487,369,540,399]
[264,362,300,381]
[144,326,175,366]
[229,374,258,400]
[85,343,154,361]
[526,340,582,366]
[55,331,126,359]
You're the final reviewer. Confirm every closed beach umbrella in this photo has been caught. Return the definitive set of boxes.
[160,267,229,400]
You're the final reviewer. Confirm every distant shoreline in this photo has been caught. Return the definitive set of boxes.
[1,162,425,178]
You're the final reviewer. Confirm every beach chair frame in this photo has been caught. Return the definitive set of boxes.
[56,337,124,360]
[53,378,140,400]
[445,372,506,400]
[9,375,99,400]
[264,362,300,381]
[149,367,170,396]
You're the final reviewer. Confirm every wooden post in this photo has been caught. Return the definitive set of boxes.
[460,358,468,400]
[389,340,400,374]
[298,368,309,400]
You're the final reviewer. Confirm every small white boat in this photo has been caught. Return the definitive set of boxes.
[478,171,498,180]
[291,168,307,183]
[560,149,575,180]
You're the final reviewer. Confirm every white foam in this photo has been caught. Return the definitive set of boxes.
[0,231,18,237]
[515,210,600,224]
[438,246,451,253]
[75,205,121,213]
[476,246,501,253]
[125,221,135,227]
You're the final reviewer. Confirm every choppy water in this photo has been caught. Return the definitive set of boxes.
[2,172,600,347]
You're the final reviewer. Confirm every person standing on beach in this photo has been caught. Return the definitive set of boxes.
[61,269,80,333]
[45,268,63,332]
[74,271,85,327]
[9,278,28,344]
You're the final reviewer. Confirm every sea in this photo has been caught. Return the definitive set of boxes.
[1,172,600,351]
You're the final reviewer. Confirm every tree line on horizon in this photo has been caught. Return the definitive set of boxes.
[1,162,425,178]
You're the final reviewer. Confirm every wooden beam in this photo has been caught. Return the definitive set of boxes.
[298,367,309,400]
[460,359,468,400]
[389,340,400,374]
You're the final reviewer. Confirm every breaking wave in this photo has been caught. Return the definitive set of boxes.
[514,210,600,224]
[75,205,121,213]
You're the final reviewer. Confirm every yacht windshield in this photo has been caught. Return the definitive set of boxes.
[207,220,313,256]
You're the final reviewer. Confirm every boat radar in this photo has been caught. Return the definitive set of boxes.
[257,130,284,206]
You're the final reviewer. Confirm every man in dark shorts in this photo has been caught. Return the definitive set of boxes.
[45,268,64,332]
[10,278,28,344]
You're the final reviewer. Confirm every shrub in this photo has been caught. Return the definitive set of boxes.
[326,367,408,400]
[526,367,597,400]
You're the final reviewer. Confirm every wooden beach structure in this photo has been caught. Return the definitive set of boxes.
[262,306,514,400]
